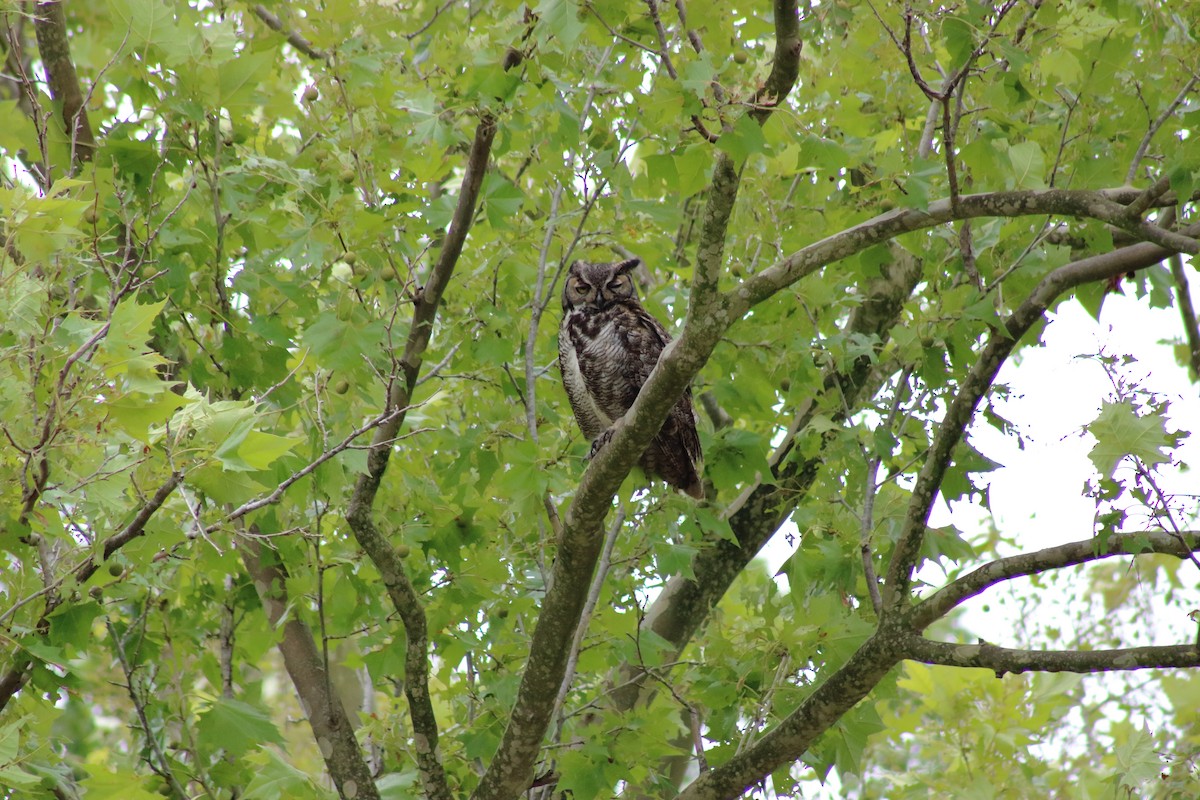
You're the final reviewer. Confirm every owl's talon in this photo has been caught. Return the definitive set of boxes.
[587,428,614,460]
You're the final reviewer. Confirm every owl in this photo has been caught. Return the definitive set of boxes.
[558,257,703,499]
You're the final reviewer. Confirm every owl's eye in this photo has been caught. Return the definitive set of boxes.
[607,278,626,291]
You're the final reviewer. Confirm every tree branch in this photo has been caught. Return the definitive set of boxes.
[343,109,498,800]
[910,530,1200,630]
[732,186,1196,317]
[1125,74,1199,184]
[904,636,1200,676]
[33,1,95,167]
[252,4,328,61]
[1169,253,1200,378]
[239,536,380,800]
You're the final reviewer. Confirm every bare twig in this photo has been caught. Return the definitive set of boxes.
[1169,253,1200,378]
[1125,74,1199,184]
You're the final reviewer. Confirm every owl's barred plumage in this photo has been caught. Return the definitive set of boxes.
[558,258,703,499]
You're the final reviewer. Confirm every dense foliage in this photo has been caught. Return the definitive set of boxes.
[1,1,1198,798]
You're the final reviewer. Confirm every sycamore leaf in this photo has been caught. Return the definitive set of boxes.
[196,697,284,754]
[233,430,303,471]
[1086,400,1171,477]
[80,765,163,800]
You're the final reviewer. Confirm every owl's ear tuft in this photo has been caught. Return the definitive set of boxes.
[615,258,641,275]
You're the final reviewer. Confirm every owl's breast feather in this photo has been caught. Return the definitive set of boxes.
[559,322,613,440]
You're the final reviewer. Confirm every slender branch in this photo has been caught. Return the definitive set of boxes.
[1169,253,1200,378]
[904,636,1200,676]
[0,472,182,713]
[344,99,502,800]
[524,184,564,441]
[106,618,188,798]
[252,4,328,61]
[550,504,625,737]
[216,403,410,530]
[910,530,1200,630]
[861,372,911,615]
[1125,74,1199,184]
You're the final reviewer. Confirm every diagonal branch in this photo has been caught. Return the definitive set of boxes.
[252,4,328,61]
[674,633,902,800]
[612,247,923,710]
[343,110,498,800]
[0,472,182,713]
[910,530,1200,630]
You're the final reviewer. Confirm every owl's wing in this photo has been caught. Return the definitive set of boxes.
[614,307,672,411]
[619,308,703,464]
[671,386,703,466]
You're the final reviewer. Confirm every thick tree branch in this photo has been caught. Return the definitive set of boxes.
[473,8,804,796]
[746,0,802,123]
[910,530,1200,630]
[674,634,901,800]
[732,186,1195,318]
[904,637,1200,676]
[33,1,94,166]
[240,536,379,800]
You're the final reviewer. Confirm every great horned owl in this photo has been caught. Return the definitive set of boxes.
[558,257,703,499]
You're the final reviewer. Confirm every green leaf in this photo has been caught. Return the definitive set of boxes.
[536,0,585,48]
[1005,140,1046,189]
[233,431,303,471]
[242,748,323,800]
[219,50,277,111]
[80,764,164,800]
[196,697,285,754]
[1086,400,1171,477]
[716,113,768,164]
[46,601,103,651]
